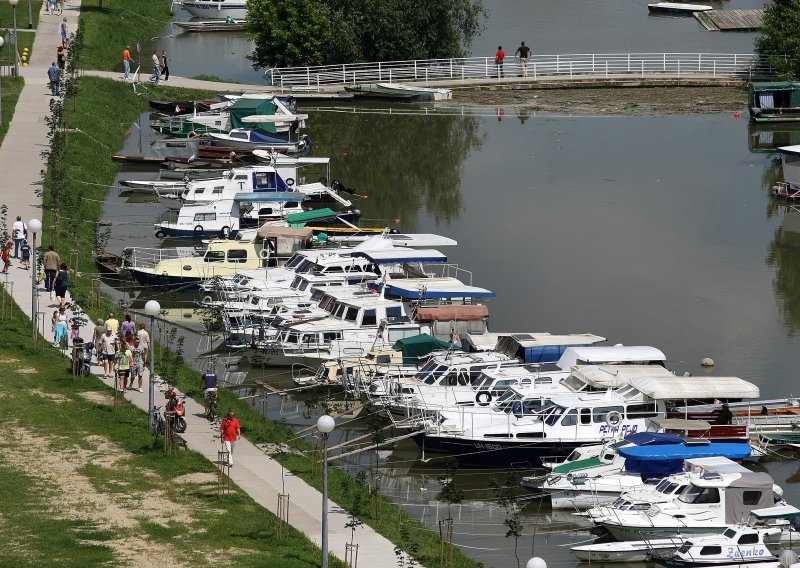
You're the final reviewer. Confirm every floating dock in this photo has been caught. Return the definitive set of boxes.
[694,9,764,31]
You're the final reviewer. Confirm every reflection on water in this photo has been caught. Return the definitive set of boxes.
[749,123,800,155]
[768,207,800,335]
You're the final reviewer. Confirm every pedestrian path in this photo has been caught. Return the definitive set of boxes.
[0,3,401,565]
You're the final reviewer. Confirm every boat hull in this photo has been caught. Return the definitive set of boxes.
[654,559,779,568]
[414,433,582,468]
[572,539,682,562]
[601,522,729,542]
[549,490,619,510]
[128,268,203,291]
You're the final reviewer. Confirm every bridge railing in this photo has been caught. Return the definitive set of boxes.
[269,53,773,90]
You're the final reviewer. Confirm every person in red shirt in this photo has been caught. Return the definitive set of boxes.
[220,410,241,466]
[495,46,505,78]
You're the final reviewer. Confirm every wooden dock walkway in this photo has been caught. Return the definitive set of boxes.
[695,9,764,31]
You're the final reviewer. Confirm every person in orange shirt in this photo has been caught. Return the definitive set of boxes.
[122,46,134,81]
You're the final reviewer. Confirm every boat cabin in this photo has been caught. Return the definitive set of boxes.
[495,333,606,363]
[749,82,800,122]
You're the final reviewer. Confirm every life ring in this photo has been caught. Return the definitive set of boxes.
[219,226,231,239]
[285,177,295,187]
[194,225,204,236]
[604,411,623,427]
[155,230,166,238]
[259,248,270,260]
[202,295,213,304]
[512,401,523,418]
[475,391,492,406]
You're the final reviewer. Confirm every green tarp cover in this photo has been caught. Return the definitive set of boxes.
[229,98,279,132]
[392,334,453,364]
[286,208,338,225]
[751,82,800,91]
[552,456,604,474]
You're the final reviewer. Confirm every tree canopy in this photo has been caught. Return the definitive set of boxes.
[245,0,486,68]
[755,0,800,79]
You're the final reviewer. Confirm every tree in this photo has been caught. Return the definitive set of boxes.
[245,0,486,68]
[490,471,525,568]
[755,0,800,78]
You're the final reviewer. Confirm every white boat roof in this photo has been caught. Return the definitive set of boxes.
[556,346,666,370]
[509,333,606,348]
[751,505,800,519]
[464,332,553,351]
[629,375,759,400]
[241,114,309,123]
[571,365,675,389]
[353,249,447,264]
[778,144,800,157]
[683,456,750,474]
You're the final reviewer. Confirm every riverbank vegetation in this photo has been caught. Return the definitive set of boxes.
[0,289,346,567]
[755,0,800,78]
[245,0,487,67]
[0,1,43,30]
[78,0,172,71]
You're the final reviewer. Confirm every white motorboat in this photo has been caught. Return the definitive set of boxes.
[652,525,783,567]
[572,537,684,562]
[178,0,248,19]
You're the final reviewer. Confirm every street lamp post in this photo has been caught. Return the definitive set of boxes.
[0,36,4,126]
[316,414,335,568]
[27,0,31,30]
[8,0,18,78]
[28,218,41,340]
[144,299,160,431]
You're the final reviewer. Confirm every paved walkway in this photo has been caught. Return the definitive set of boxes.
[0,3,401,566]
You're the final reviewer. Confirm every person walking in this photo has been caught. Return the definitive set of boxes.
[57,46,66,73]
[129,338,144,392]
[149,51,161,84]
[116,342,133,393]
[161,50,170,81]
[92,318,106,364]
[12,216,26,258]
[495,46,505,78]
[60,18,69,48]
[515,41,531,77]
[121,313,136,341]
[201,366,218,416]
[43,245,61,292]
[48,62,60,97]
[54,306,68,348]
[99,327,118,378]
[56,0,64,15]
[137,323,150,366]
[20,239,30,270]
[54,263,69,308]
[220,410,240,466]
[1,241,12,273]
[122,46,134,81]
[105,312,119,337]
[46,0,54,16]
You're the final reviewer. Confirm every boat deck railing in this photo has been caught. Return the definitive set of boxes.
[269,53,774,91]
[124,246,200,270]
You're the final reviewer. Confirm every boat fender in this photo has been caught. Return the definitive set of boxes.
[604,411,622,427]
[512,401,523,418]
[547,474,561,485]
[220,226,230,239]
[188,130,198,138]
[475,391,492,406]
[202,295,213,305]
[285,177,295,187]
[259,248,270,260]
[155,230,166,238]
[194,225,204,235]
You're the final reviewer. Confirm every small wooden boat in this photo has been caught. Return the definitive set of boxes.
[648,2,713,14]
[174,20,245,32]
[94,252,124,275]
[375,83,452,101]
[749,82,800,123]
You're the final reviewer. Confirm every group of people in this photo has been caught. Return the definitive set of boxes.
[46,0,66,16]
[47,18,70,97]
[91,312,151,394]
[121,46,169,83]
[3,216,32,273]
[495,41,533,78]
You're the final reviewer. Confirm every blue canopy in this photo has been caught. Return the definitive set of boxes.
[618,442,751,461]
[624,432,684,446]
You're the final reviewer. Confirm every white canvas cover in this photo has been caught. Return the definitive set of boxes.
[571,365,676,389]
[629,375,760,400]
[556,346,666,370]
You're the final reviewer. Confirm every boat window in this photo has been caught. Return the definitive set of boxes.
[679,485,720,504]
[743,491,763,505]
[657,482,678,494]
[544,406,566,426]
[259,208,274,216]
[699,546,721,556]
[323,332,341,342]
[386,306,402,318]
[723,528,737,538]
[212,188,222,195]
[361,309,376,326]
[298,280,309,291]
[592,406,624,423]
[443,371,458,386]
[580,408,592,425]
[470,369,489,384]
[490,379,517,396]
[334,304,346,318]
[231,132,247,140]
[285,202,299,209]
[737,533,759,545]
[296,260,316,274]
[194,212,216,222]
[290,276,302,289]
[561,409,578,426]
[523,398,552,415]
[285,254,304,269]
[319,296,334,311]
[204,251,225,263]
[227,249,248,262]
[344,307,358,322]
[195,189,205,195]
[325,266,344,273]
[310,289,325,301]
[535,377,553,385]
[562,376,586,391]
[285,331,299,344]
[602,453,615,461]
[626,403,659,419]
[630,503,650,511]
[235,175,247,180]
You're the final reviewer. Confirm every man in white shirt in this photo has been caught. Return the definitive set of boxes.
[12,216,26,259]
[149,51,161,85]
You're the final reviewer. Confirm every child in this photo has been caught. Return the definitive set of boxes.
[1,241,11,273]
[20,239,31,270]
[51,310,59,341]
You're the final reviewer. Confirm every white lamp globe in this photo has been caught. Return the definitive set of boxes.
[8,0,19,6]
[28,219,41,233]
[144,300,161,317]
[317,414,335,434]
[0,37,4,48]
[526,559,547,568]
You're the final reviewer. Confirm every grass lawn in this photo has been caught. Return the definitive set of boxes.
[78,0,173,71]
[0,1,43,31]
[0,76,23,146]
[0,290,345,567]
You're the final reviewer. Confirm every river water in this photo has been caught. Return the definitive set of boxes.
[98,3,800,567]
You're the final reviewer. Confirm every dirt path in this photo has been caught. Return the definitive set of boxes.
[451,86,749,116]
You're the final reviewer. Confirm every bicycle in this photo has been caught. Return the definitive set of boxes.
[151,405,165,438]
[205,389,218,422]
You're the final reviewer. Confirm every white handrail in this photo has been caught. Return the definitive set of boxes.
[268,52,774,91]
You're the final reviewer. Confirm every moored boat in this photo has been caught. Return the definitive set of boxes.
[177,0,247,19]
[749,83,800,123]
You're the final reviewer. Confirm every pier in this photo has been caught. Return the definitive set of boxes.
[695,9,764,31]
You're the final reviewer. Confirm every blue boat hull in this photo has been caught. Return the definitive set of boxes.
[413,434,582,468]
[129,268,203,291]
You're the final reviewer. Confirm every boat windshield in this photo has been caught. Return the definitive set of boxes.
[562,375,588,391]
[679,484,720,504]
[655,481,680,495]
[296,260,318,274]
[285,253,305,269]
[414,361,449,385]
[543,405,567,426]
